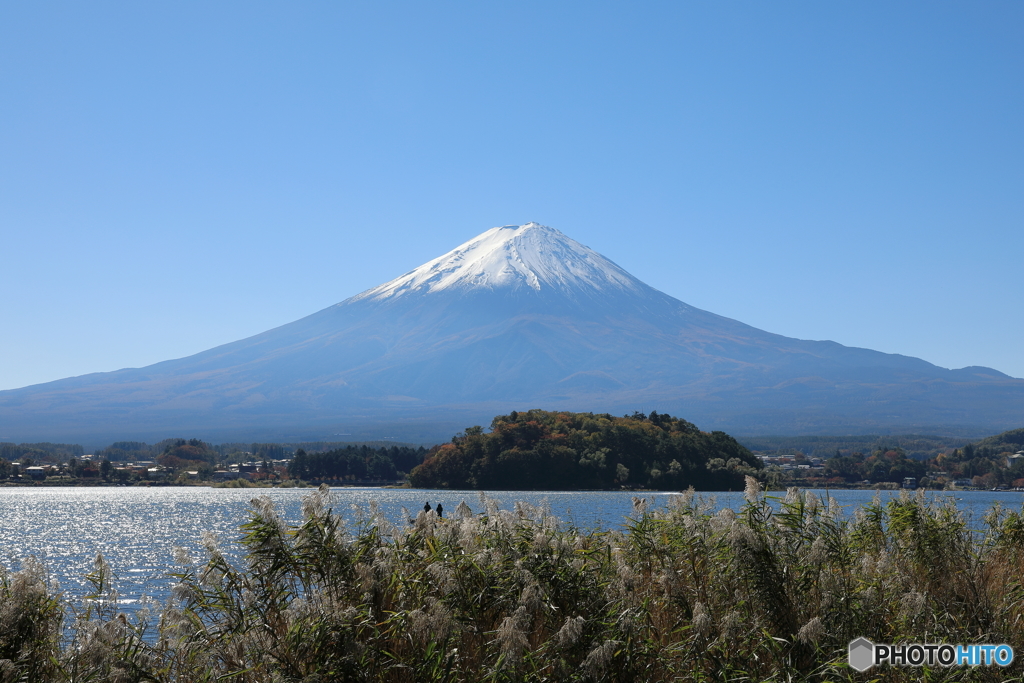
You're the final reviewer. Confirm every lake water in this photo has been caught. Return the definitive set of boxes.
[3,486,1023,608]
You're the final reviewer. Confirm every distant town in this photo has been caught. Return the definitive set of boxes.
[3,417,1023,492]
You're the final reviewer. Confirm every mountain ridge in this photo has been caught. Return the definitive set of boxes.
[2,223,1022,444]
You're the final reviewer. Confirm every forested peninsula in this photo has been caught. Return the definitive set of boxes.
[408,409,759,490]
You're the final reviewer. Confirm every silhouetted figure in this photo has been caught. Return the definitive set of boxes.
[435,503,443,518]
[424,501,431,513]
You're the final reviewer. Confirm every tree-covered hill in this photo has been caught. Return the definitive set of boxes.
[972,427,1024,454]
[408,409,759,490]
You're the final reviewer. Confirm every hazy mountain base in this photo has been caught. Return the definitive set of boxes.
[4,484,1024,682]
[0,400,1006,455]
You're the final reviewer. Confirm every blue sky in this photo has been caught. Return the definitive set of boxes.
[2,2,1022,391]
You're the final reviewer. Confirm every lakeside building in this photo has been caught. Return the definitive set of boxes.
[755,454,825,473]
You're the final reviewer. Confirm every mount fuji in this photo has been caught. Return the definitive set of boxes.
[3,223,1023,444]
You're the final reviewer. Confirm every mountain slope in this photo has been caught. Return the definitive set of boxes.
[2,223,1022,443]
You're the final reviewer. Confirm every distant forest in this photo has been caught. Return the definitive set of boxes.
[3,421,1023,490]
[0,442,83,462]
[0,438,426,484]
[738,434,972,461]
[409,409,759,490]
[288,445,428,481]
[973,427,1024,454]
[88,439,421,465]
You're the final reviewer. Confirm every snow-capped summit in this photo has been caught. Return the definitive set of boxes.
[352,223,645,302]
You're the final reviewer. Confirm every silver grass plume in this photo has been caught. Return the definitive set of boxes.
[582,639,620,678]
[554,615,586,647]
[455,500,473,520]
[744,475,761,503]
[171,546,192,566]
[796,616,824,645]
[692,601,713,639]
[496,606,530,664]
[899,590,927,619]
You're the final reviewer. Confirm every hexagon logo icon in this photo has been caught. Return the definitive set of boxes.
[848,637,874,672]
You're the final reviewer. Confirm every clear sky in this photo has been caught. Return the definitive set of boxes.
[1,2,1022,392]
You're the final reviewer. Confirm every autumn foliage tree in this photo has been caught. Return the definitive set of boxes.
[155,438,217,472]
[409,409,758,490]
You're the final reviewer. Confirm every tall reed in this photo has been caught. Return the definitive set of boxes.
[2,482,1024,682]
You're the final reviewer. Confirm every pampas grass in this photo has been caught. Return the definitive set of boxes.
[2,481,1024,681]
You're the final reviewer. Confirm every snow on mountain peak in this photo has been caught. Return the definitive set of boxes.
[352,223,645,302]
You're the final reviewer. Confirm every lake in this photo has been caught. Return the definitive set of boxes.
[3,486,1023,607]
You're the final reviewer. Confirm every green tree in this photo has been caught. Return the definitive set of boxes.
[288,449,309,479]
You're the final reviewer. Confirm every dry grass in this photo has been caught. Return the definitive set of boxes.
[3,482,1024,681]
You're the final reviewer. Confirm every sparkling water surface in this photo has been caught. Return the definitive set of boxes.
[3,486,1023,608]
